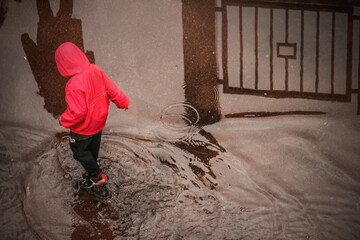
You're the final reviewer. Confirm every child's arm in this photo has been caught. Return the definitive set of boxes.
[101,69,130,109]
[60,88,87,128]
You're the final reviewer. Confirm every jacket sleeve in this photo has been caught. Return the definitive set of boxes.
[102,70,130,109]
[60,88,87,129]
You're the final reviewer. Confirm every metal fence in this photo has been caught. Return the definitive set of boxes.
[215,0,360,113]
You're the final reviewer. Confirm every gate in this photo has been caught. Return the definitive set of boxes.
[215,0,360,114]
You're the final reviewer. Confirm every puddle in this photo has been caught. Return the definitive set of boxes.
[1,117,360,239]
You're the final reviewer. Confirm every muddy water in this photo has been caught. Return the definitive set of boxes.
[1,113,360,239]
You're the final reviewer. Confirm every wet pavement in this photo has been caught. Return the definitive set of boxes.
[1,113,360,239]
[1,0,360,239]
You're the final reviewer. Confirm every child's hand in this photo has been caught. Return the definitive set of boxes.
[125,103,130,111]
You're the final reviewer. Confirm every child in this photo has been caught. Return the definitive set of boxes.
[55,42,130,189]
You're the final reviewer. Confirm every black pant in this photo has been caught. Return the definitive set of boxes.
[69,131,102,178]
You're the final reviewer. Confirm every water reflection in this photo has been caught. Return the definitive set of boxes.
[155,103,200,142]
[0,0,21,28]
[1,121,360,239]
[57,131,221,239]
[0,2,7,28]
[182,0,221,125]
[174,129,226,190]
[71,186,130,239]
[14,121,228,239]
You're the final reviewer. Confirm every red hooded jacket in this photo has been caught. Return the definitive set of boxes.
[55,42,130,135]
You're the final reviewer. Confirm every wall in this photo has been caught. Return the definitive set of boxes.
[0,0,184,132]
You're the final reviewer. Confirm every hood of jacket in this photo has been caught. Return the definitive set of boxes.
[55,42,90,78]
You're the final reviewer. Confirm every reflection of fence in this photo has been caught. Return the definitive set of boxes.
[215,0,360,114]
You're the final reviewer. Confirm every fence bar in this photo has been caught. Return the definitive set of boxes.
[270,8,274,91]
[358,22,360,114]
[285,9,289,91]
[331,11,335,95]
[225,0,351,12]
[300,10,304,92]
[347,9,353,100]
[224,87,349,101]
[255,7,259,89]
[222,4,229,91]
[239,6,243,88]
[315,11,320,93]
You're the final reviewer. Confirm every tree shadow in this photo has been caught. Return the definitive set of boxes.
[173,129,226,190]
[21,0,95,117]
[0,2,7,28]
[0,0,21,28]
[182,0,221,125]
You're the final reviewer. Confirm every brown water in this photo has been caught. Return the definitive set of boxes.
[1,113,359,240]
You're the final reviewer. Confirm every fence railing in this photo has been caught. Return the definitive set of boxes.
[215,0,360,114]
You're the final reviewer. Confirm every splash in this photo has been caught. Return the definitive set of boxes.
[154,103,200,142]
[22,131,223,239]
[1,120,360,239]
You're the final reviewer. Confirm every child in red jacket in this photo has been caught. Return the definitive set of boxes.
[55,42,130,189]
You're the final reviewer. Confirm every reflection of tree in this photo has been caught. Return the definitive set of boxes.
[182,0,221,125]
[21,0,94,117]
[0,2,7,27]
[174,129,226,190]
[0,0,21,28]
[71,188,129,239]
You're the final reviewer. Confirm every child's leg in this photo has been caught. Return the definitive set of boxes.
[89,131,102,161]
[70,137,101,178]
